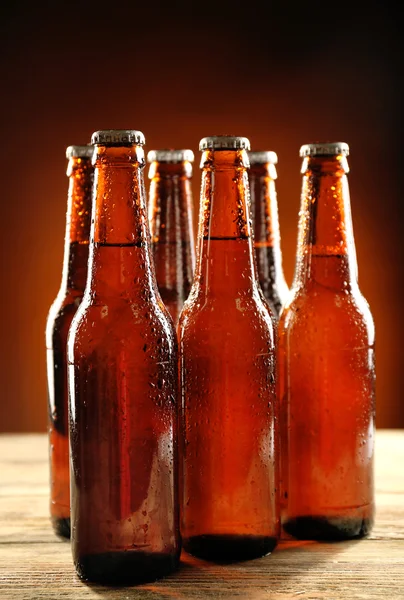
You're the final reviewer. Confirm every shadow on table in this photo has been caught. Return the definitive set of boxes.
[83,538,363,599]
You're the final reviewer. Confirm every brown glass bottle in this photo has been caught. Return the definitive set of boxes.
[278,142,375,540]
[248,151,289,318]
[147,149,196,324]
[45,145,93,538]
[179,136,279,561]
[67,130,180,584]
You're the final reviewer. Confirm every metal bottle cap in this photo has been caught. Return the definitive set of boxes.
[299,142,349,157]
[248,151,278,165]
[91,130,146,146]
[199,136,251,151]
[66,145,94,159]
[147,149,194,163]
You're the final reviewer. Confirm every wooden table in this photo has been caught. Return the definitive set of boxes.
[0,432,403,599]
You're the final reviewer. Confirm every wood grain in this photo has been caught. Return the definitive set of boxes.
[0,431,403,599]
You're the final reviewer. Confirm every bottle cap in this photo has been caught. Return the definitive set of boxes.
[248,151,278,165]
[199,136,251,151]
[299,142,349,157]
[65,145,94,159]
[91,130,146,146]
[147,149,194,163]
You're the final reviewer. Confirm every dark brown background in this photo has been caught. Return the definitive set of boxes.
[0,1,402,431]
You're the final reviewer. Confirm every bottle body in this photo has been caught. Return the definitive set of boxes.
[45,148,93,537]
[179,139,279,560]
[148,153,195,324]
[278,145,375,540]
[248,154,288,317]
[68,134,180,583]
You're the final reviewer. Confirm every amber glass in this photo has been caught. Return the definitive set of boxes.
[45,153,93,538]
[67,138,180,584]
[148,159,195,324]
[278,150,375,540]
[249,159,288,317]
[178,145,279,561]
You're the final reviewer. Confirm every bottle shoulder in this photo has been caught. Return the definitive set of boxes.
[179,290,275,346]
[68,295,177,358]
[45,291,83,341]
[284,282,372,311]
[47,286,84,314]
[279,284,375,343]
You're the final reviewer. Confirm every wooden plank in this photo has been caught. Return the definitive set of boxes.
[0,434,48,497]
[0,434,47,463]
[0,492,403,544]
[0,541,403,599]
[0,432,403,598]
[1,431,403,487]
[1,431,403,495]
[374,430,404,492]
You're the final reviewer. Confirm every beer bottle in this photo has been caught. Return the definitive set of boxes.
[179,136,279,561]
[147,149,196,324]
[278,142,375,540]
[45,144,93,538]
[68,130,180,583]
[248,151,289,318]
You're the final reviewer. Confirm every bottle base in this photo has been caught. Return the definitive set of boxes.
[283,515,373,541]
[74,550,180,585]
[51,516,70,539]
[183,534,278,562]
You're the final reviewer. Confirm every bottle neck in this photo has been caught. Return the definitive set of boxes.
[249,162,286,277]
[148,161,195,252]
[194,149,257,297]
[61,157,93,293]
[293,155,358,292]
[87,145,157,298]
